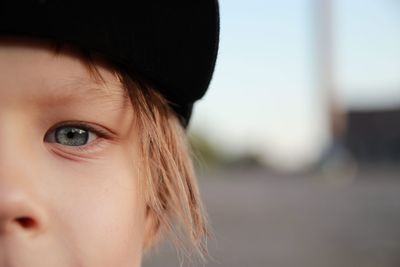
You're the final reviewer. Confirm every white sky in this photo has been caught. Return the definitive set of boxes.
[189,0,400,169]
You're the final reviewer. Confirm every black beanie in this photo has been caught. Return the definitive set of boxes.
[0,0,220,127]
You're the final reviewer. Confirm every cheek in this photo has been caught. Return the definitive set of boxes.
[44,147,145,266]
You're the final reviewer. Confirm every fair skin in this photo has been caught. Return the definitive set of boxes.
[0,39,149,266]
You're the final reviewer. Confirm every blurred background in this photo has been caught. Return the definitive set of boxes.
[143,0,400,266]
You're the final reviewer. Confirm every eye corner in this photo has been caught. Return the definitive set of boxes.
[43,127,55,143]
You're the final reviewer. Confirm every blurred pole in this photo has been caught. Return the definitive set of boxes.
[314,0,357,180]
[314,0,346,146]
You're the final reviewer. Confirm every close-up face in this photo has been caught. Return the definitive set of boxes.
[0,39,148,267]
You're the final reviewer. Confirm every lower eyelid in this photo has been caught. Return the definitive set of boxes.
[72,138,109,153]
[49,137,109,157]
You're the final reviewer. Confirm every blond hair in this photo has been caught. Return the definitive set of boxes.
[123,75,210,258]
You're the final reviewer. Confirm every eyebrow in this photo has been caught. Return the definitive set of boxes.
[34,77,128,110]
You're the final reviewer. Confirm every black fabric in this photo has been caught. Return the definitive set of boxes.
[0,0,220,127]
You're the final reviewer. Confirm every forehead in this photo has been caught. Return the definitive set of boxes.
[0,38,128,109]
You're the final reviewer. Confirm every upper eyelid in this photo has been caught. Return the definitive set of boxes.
[48,121,110,138]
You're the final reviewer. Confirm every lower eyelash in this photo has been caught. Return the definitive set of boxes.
[69,138,108,154]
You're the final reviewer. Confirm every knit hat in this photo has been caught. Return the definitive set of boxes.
[0,0,220,127]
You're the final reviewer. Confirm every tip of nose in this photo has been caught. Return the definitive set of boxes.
[0,192,48,236]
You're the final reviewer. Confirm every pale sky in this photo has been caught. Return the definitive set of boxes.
[189,0,400,169]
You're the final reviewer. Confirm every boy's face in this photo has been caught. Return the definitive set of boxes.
[0,39,147,267]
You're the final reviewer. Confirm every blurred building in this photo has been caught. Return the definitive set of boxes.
[320,101,400,169]
[343,108,400,163]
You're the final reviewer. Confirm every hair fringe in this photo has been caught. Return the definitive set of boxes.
[123,75,211,261]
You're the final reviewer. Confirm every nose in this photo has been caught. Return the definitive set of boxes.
[0,186,48,236]
[0,115,48,237]
[0,144,48,237]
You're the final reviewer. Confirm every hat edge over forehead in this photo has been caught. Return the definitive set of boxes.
[0,0,220,127]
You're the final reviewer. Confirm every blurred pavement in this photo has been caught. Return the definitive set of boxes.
[143,167,400,267]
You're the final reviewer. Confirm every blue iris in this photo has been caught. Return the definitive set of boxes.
[55,127,89,146]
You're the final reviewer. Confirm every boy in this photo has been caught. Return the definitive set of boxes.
[0,1,219,267]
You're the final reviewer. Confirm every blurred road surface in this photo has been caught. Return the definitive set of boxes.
[143,167,400,267]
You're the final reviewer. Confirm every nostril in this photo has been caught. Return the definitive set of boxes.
[14,217,36,229]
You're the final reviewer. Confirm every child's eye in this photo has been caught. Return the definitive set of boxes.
[52,126,95,146]
[44,122,110,154]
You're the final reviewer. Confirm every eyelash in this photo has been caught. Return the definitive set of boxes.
[45,121,111,155]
